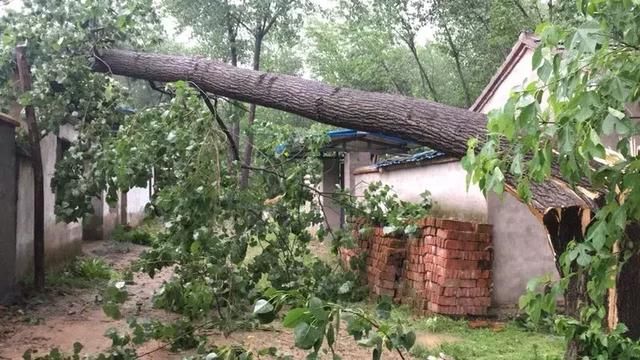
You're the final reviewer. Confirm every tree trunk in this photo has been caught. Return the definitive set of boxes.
[511,0,531,19]
[543,207,590,360]
[91,48,594,213]
[239,33,263,189]
[406,40,440,102]
[226,17,241,165]
[441,22,472,107]
[617,222,640,340]
[16,45,45,291]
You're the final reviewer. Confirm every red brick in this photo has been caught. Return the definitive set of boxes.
[426,217,437,227]
[445,259,478,270]
[477,232,491,243]
[428,303,440,313]
[437,219,476,232]
[449,240,469,250]
[476,223,492,234]
[460,241,480,251]
[442,278,476,288]
[380,280,396,289]
[448,230,478,242]
[433,295,457,306]
[476,279,490,288]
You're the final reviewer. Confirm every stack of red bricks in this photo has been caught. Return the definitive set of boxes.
[342,216,493,317]
[417,218,492,316]
[365,228,405,297]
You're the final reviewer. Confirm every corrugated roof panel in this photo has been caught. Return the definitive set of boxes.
[375,149,446,168]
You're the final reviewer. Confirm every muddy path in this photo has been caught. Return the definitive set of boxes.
[0,241,179,359]
[0,241,455,359]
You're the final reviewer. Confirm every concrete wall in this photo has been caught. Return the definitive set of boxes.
[320,157,342,230]
[487,193,559,305]
[353,161,488,223]
[127,186,151,226]
[344,152,371,192]
[102,193,120,239]
[16,134,83,278]
[474,44,559,307]
[15,158,34,278]
[480,48,537,112]
[0,121,17,302]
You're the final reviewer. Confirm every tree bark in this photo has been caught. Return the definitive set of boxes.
[91,48,595,212]
[16,45,45,291]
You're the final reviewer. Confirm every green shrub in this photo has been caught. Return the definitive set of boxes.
[112,224,154,245]
[46,257,113,289]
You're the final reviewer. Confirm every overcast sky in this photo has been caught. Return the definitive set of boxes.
[1,0,433,45]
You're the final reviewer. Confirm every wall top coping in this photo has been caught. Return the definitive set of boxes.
[0,112,19,127]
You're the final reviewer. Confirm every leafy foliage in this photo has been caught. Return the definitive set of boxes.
[339,181,432,236]
[252,289,415,359]
[463,0,640,357]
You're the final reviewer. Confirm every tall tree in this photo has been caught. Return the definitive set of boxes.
[164,0,310,188]
[462,0,640,357]
[369,0,440,101]
[0,0,161,286]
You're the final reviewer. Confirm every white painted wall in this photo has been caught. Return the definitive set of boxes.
[353,161,488,223]
[474,44,560,307]
[127,186,151,226]
[16,134,83,278]
[480,49,537,114]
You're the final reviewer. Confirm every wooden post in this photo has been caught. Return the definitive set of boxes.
[120,190,128,226]
[15,45,45,290]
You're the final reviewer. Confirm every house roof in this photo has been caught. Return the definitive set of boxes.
[0,112,19,127]
[323,128,418,154]
[375,149,447,169]
[469,32,540,112]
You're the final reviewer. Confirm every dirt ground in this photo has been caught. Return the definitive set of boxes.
[0,241,457,359]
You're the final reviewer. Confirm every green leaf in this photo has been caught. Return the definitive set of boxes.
[570,21,600,53]
[309,297,328,321]
[487,168,505,195]
[376,299,392,320]
[588,222,608,251]
[603,108,630,136]
[607,78,633,103]
[403,224,417,235]
[338,281,353,294]
[372,347,381,360]
[382,226,397,235]
[283,308,308,328]
[401,331,416,350]
[294,322,322,350]
[253,299,274,315]
[576,251,592,267]
[532,47,543,70]
[102,302,122,319]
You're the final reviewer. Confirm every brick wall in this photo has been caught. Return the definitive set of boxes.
[340,217,493,316]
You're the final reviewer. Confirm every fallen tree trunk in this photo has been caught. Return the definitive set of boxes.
[92,48,595,214]
[93,49,640,351]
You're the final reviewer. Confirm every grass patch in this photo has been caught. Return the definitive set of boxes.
[111,224,155,246]
[46,257,115,289]
[388,307,565,360]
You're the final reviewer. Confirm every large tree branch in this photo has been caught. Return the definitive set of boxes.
[91,48,597,213]
[199,90,240,162]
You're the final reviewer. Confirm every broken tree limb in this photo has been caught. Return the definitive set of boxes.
[91,48,597,213]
